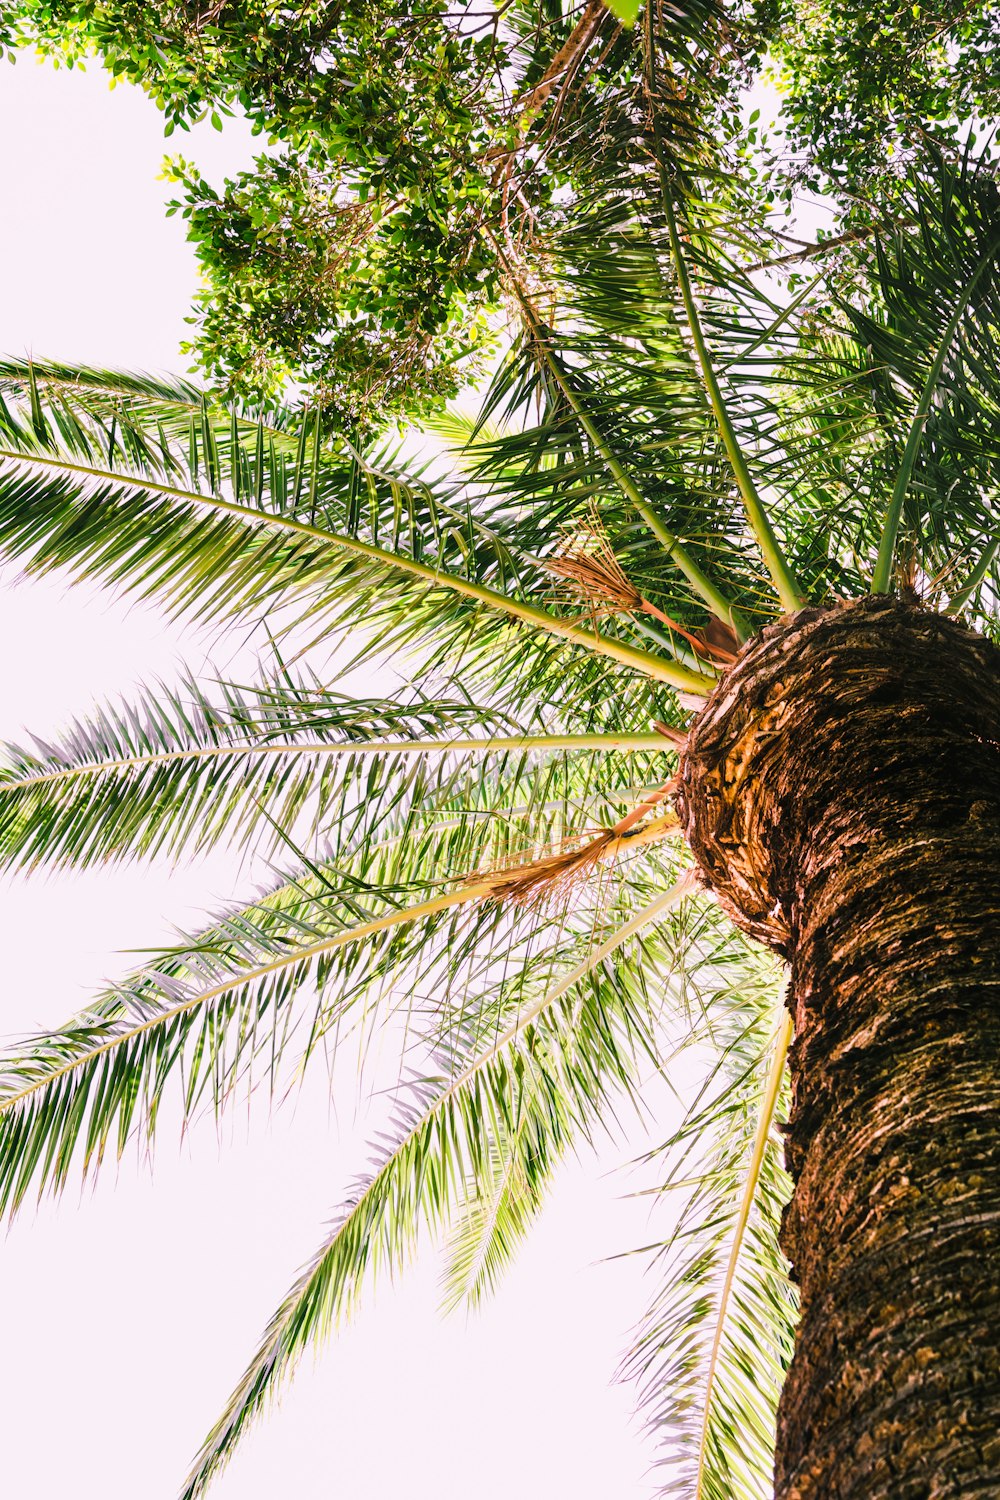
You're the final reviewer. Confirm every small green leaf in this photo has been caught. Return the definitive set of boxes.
[602,0,641,23]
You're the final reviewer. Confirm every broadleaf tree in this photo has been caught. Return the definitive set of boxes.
[0,3,999,1499]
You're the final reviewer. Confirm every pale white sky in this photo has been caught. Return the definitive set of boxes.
[0,53,690,1500]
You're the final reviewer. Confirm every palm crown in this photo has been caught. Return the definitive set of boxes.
[0,21,999,1498]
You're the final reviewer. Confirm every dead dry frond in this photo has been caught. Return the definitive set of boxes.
[545,516,738,666]
[466,776,682,907]
[545,523,644,615]
[477,829,617,905]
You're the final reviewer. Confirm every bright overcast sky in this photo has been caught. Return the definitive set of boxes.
[0,52,694,1500]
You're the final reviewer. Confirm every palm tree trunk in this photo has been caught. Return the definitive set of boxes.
[677,595,1000,1498]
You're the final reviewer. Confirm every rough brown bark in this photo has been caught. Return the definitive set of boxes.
[676,595,1000,1499]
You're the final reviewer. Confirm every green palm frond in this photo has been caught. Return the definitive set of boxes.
[0,866,500,1217]
[503,0,744,204]
[438,869,697,1314]
[470,115,1000,633]
[709,154,1000,614]
[180,868,695,1500]
[0,664,670,872]
[687,1008,793,1500]
[846,156,1000,593]
[0,737,688,1219]
[472,190,818,638]
[0,360,714,695]
[622,912,795,1499]
[439,1127,554,1314]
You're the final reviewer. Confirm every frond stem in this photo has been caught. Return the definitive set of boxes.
[945,535,1000,615]
[643,20,804,616]
[0,733,673,794]
[694,994,793,1499]
[471,869,696,1062]
[0,881,501,1118]
[658,197,805,616]
[0,859,693,1120]
[486,235,742,633]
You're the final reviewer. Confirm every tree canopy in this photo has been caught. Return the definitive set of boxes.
[4,0,996,423]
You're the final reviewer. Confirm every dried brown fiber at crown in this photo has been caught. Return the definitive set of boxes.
[674,594,1000,951]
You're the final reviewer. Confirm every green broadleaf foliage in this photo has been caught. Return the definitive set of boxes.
[603,0,642,24]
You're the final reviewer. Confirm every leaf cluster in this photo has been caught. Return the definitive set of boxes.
[769,0,1000,205]
[8,0,771,422]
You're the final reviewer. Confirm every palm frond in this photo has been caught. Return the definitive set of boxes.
[471,188,811,641]
[842,155,1000,593]
[622,914,796,1499]
[0,866,519,1218]
[689,1007,793,1497]
[0,664,670,872]
[0,360,714,695]
[0,726,691,1219]
[180,870,696,1500]
[439,1127,553,1314]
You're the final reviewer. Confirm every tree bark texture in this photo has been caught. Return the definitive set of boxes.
[676,596,1000,1498]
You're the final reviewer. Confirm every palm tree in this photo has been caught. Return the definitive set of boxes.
[0,37,998,1500]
